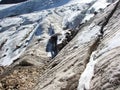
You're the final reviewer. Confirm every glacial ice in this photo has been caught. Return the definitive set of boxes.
[0,0,114,66]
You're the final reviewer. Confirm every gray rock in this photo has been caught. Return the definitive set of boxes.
[0,0,120,90]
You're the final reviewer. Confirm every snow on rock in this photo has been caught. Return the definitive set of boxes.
[82,0,112,23]
[0,0,68,19]
[77,22,101,90]
[96,31,120,58]
[78,23,101,44]
[0,0,114,66]
[0,23,38,66]
[77,52,97,90]
[77,1,117,89]
[0,17,23,27]
[89,0,111,12]
[62,10,85,30]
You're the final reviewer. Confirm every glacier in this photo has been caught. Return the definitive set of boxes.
[0,0,113,66]
[0,0,118,90]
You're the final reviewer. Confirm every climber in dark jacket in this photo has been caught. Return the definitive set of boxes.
[46,33,60,58]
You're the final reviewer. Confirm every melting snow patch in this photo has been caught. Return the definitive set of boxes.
[78,23,101,44]
[77,23,103,90]
[77,52,97,90]
[0,23,38,66]
[90,0,110,12]
[0,17,23,27]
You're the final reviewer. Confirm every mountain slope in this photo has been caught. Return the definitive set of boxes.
[0,0,113,66]
[0,0,120,90]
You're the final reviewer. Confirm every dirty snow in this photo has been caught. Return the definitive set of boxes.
[78,27,120,90]
[77,52,97,90]
[77,22,101,90]
[0,0,114,66]
[78,23,101,44]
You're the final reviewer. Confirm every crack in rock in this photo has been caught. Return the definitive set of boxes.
[77,0,120,90]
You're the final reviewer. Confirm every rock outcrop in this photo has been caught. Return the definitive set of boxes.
[34,1,120,90]
[90,1,120,90]
[0,0,120,90]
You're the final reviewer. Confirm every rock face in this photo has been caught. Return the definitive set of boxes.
[34,1,120,90]
[90,1,120,90]
[0,0,120,90]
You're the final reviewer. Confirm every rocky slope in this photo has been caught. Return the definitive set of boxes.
[0,0,120,90]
